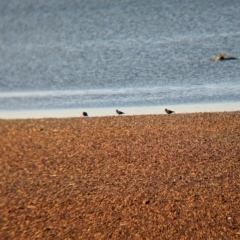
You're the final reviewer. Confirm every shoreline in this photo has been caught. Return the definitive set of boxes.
[0,101,239,119]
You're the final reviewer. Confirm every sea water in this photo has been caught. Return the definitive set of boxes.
[0,0,240,118]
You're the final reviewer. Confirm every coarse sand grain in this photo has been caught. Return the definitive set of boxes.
[1,112,240,239]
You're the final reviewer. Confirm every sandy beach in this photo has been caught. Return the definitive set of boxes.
[1,112,240,239]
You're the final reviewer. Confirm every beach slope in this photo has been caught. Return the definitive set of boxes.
[1,112,240,239]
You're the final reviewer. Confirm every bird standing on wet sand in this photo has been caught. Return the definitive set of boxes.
[116,109,125,115]
[82,111,88,117]
[165,108,174,115]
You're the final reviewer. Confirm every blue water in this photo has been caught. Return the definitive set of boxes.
[1,0,240,111]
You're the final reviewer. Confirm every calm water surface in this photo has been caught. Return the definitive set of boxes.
[0,0,240,113]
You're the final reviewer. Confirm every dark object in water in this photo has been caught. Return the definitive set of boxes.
[82,111,88,117]
[116,109,125,115]
[165,108,174,115]
[210,53,238,61]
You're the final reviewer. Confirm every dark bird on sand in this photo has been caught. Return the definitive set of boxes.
[82,111,88,117]
[116,109,125,115]
[165,108,174,115]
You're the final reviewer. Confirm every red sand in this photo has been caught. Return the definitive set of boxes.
[1,112,240,239]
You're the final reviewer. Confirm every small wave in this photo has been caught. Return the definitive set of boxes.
[0,87,172,98]
[1,83,240,99]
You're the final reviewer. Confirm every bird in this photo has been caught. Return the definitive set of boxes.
[165,108,174,115]
[116,109,125,115]
[82,111,88,117]
[210,53,238,61]
[214,53,226,61]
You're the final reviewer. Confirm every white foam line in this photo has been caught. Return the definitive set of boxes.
[1,83,240,98]
[0,88,162,98]
[0,102,239,119]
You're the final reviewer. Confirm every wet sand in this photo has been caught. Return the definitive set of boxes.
[1,112,240,239]
[1,102,240,119]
